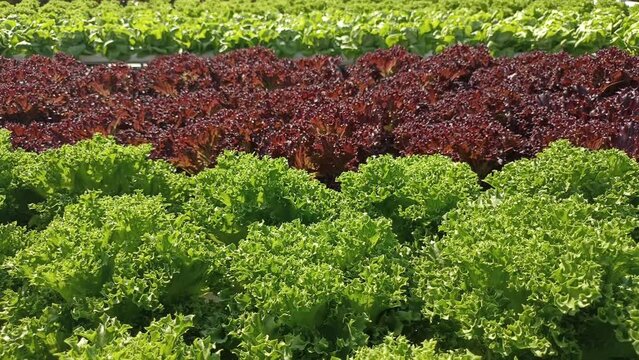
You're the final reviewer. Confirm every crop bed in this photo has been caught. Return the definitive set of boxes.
[1,0,638,59]
[0,133,638,359]
[2,45,639,181]
[3,1,639,359]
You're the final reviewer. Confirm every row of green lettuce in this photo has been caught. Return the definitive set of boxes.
[1,129,639,359]
[0,0,637,59]
[0,0,556,14]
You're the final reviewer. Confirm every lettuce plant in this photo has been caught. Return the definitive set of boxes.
[16,135,188,225]
[185,151,342,243]
[414,192,639,358]
[230,212,409,358]
[0,130,38,224]
[61,314,219,359]
[350,335,479,360]
[0,222,27,291]
[338,154,480,241]
[7,192,230,336]
[15,135,180,200]
[0,302,70,359]
[485,140,639,207]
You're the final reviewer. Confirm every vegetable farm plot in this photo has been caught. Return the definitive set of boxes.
[2,0,639,359]
[0,0,638,59]
[1,134,639,359]
[2,45,639,181]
